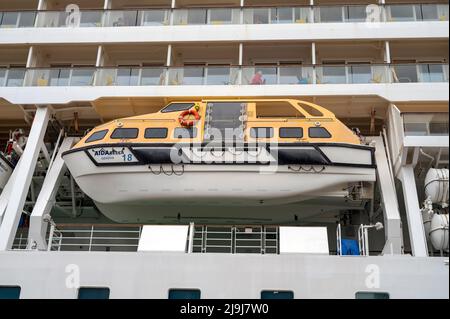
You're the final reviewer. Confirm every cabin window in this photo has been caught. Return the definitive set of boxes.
[256,101,305,118]
[280,128,303,138]
[161,103,195,113]
[174,127,198,139]
[145,128,168,139]
[85,129,108,143]
[250,127,274,138]
[0,286,21,299]
[78,287,110,299]
[261,290,294,300]
[299,103,324,117]
[309,127,332,138]
[111,128,139,139]
[355,292,390,299]
[169,289,201,300]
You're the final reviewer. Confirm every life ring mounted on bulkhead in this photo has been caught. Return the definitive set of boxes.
[178,107,201,127]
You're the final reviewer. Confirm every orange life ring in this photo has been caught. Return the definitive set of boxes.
[178,109,201,127]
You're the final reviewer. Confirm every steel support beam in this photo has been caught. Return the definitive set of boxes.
[0,159,22,225]
[0,106,50,251]
[398,165,429,257]
[371,136,403,255]
[28,137,77,251]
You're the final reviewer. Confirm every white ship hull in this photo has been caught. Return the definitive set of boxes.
[63,143,376,223]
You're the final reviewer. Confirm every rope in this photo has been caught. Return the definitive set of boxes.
[288,165,326,173]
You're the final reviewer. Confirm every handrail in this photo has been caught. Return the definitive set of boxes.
[2,63,448,87]
[0,3,447,27]
[0,3,447,13]
[1,62,447,70]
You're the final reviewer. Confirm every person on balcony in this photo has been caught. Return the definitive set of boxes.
[250,71,266,85]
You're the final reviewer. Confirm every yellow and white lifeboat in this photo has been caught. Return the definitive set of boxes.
[63,99,376,223]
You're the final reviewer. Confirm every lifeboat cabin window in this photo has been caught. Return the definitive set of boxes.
[355,292,390,299]
[261,290,294,300]
[256,101,305,118]
[85,129,108,143]
[280,127,303,138]
[0,286,21,299]
[309,127,332,138]
[299,103,324,117]
[250,127,274,138]
[111,128,139,139]
[168,289,201,300]
[161,103,196,113]
[145,128,168,139]
[78,287,110,299]
[174,127,198,139]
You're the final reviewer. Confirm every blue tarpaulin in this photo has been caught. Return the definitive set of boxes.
[341,239,360,256]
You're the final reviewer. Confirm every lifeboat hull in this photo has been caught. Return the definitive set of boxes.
[0,153,14,193]
[63,143,376,223]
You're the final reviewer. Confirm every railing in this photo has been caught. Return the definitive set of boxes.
[0,68,26,87]
[358,224,369,257]
[47,225,142,252]
[40,224,279,254]
[0,4,448,29]
[386,4,449,22]
[403,113,449,137]
[1,63,447,87]
[193,225,279,254]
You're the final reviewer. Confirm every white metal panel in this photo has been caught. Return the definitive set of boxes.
[0,22,447,45]
[0,83,448,105]
[138,225,189,252]
[280,226,329,254]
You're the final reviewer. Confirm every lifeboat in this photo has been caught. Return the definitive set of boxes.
[62,99,376,223]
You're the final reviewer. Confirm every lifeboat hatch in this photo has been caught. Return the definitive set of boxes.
[204,101,247,142]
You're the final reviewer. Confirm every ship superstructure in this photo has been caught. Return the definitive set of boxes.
[0,0,448,299]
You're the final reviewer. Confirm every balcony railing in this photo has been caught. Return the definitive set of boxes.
[0,4,448,29]
[1,64,448,87]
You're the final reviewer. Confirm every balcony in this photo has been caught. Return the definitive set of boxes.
[1,63,448,88]
[0,3,448,29]
[403,113,449,137]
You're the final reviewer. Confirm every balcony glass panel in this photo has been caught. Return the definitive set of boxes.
[346,6,368,22]
[403,114,449,136]
[388,5,419,21]
[5,69,25,87]
[209,9,233,24]
[187,9,207,25]
[105,11,138,27]
[0,69,5,86]
[49,69,70,86]
[318,66,346,84]
[141,68,166,85]
[349,65,372,84]
[436,4,449,21]
[272,8,293,24]
[79,11,102,27]
[391,65,418,83]
[138,10,169,26]
[316,6,344,23]
[70,69,95,86]
[206,67,232,85]
[244,8,269,24]
[0,12,19,28]
[168,67,203,85]
[294,7,310,23]
[116,68,140,86]
[37,12,67,27]
[279,66,312,85]
[419,64,446,83]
